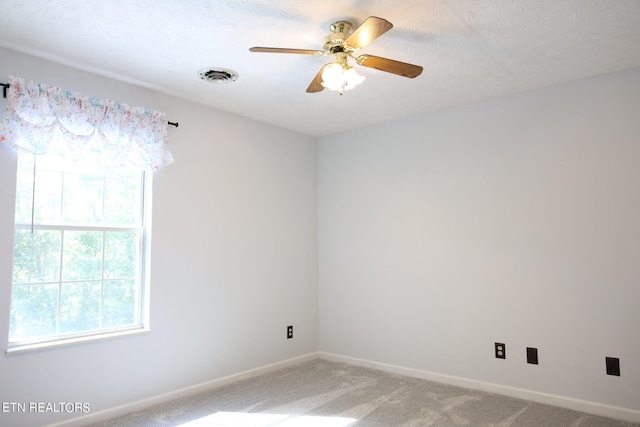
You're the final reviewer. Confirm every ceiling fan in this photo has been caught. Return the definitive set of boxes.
[249,16,423,95]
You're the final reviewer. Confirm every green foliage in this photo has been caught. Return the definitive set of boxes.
[105,178,140,225]
[13,230,61,283]
[62,231,103,281]
[103,280,137,328]
[104,232,138,279]
[9,152,145,343]
[59,282,100,334]
[9,284,58,341]
[63,174,104,224]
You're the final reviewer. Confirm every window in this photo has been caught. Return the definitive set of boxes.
[8,151,151,350]
[1,75,173,352]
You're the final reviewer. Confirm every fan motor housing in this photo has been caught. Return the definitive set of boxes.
[324,20,355,53]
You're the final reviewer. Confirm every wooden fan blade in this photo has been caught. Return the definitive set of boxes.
[344,16,393,49]
[356,54,423,78]
[249,47,325,55]
[306,66,327,93]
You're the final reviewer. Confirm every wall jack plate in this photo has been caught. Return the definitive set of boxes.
[495,342,506,359]
[287,325,293,339]
[606,357,620,376]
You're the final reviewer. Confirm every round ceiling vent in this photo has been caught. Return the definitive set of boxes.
[198,67,239,84]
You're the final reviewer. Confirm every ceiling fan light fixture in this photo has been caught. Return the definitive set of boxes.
[321,63,365,95]
[249,16,422,94]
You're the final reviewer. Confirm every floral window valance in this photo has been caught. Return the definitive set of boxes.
[0,75,174,171]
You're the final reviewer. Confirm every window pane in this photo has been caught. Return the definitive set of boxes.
[102,280,137,328]
[62,231,103,281]
[9,284,58,341]
[63,173,104,224]
[15,161,64,225]
[17,151,35,169]
[15,166,35,224]
[104,232,138,279]
[59,282,100,334]
[104,176,141,226]
[34,170,63,224]
[10,151,149,347]
[12,229,61,283]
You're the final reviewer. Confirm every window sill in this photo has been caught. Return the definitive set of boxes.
[5,328,151,354]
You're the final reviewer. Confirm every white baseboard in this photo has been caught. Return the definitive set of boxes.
[46,352,319,427]
[319,352,640,424]
[47,351,640,426]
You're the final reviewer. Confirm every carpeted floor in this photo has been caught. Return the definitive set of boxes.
[90,359,639,426]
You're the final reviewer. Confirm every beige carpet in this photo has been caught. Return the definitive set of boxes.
[90,359,638,426]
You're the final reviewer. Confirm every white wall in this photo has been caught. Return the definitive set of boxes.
[2,45,639,426]
[0,48,318,427]
[318,68,640,420]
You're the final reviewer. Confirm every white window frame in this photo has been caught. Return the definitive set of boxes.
[6,155,152,354]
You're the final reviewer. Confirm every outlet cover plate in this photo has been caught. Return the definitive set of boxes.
[606,357,620,376]
[495,342,506,359]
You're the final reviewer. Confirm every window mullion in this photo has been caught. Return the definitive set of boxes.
[99,173,106,329]
[99,230,106,330]
[56,229,65,337]
[60,169,65,226]
[14,224,143,233]
[57,169,64,337]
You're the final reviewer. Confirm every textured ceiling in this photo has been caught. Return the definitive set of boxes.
[1,0,640,137]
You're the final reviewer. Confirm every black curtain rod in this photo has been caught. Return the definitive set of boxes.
[2,82,178,127]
